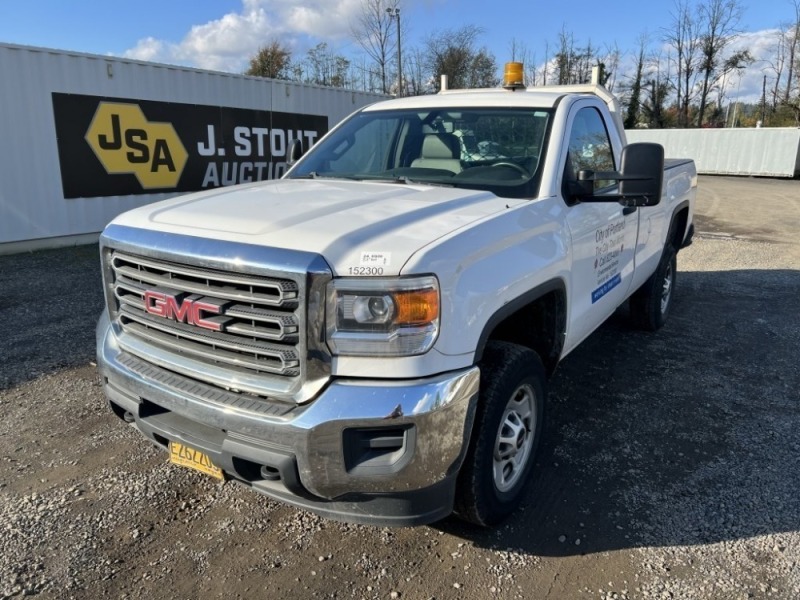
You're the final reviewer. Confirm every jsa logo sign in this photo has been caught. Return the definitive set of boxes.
[85,102,188,189]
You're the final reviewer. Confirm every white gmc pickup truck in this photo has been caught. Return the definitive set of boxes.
[97,75,696,527]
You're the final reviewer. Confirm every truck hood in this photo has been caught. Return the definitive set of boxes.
[111,179,511,275]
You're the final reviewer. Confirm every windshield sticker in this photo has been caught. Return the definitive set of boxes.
[347,252,392,275]
[360,252,391,267]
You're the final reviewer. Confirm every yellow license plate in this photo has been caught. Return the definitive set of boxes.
[169,442,224,481]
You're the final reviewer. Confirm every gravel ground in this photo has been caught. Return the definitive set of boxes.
[0,175,798,599]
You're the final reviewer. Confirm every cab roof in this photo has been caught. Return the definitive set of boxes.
[362,83,625,143]
[362,89,566,111]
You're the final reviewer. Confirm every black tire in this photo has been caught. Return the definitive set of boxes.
[629,243,677,331]
[454,341,546,526]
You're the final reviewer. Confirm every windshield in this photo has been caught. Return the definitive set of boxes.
[288,107,552,199]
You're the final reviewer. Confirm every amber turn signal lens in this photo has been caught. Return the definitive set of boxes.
[395,289,439,325]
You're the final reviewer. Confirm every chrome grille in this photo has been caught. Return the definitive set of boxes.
[109,252,304,386]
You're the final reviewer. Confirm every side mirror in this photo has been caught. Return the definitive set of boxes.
[571,142,664,207]
[618,142,664,206]
[287,138,304,166]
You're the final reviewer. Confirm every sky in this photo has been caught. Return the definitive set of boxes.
[0,0,796,103]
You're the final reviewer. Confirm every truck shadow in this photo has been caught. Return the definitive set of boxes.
[436,268,800,557]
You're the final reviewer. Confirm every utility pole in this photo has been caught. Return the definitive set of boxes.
[386,7,402,96]
[730,74,742,128]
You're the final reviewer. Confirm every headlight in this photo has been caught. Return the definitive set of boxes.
[326,276,439,356]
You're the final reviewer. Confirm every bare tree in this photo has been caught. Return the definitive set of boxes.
[576,40,599,84]
[696,0,744,126]
[766,26,789,110]
[554,27,576,84]
[425,25,492,90]
[787,95,800,126]
[713,49,753,114]
[509,38,525,63]
[524,52,538,87]
[404,47,428,95]
[642,78,673,128]
[664,0,702,127]
[352,57,382,92]
[642,49,674,128]
[601,42,622,92]
[541,40,551,85]
[624,35,648,128]
[245,41,293,80]
[508,38,538,86]
[304,43,351,88]
[784,0,800,102]
[551,29,611,86]
[468,49,499,88]
[351,0,397,94]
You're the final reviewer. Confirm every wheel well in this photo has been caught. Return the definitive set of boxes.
[670,207,690,250]
[481,289,566,377]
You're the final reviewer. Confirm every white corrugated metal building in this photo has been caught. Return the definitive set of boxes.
[627,128,800,178]
[0,42,386,253]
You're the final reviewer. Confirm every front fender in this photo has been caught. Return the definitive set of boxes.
[402,197,571,363]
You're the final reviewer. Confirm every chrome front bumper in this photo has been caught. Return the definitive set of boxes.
[97,311,479,526]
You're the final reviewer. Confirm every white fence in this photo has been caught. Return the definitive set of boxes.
[626,128,800,178]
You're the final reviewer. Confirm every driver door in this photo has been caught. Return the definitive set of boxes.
[563,106,640,351]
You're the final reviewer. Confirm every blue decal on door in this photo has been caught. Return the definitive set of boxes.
[591,273,622,304]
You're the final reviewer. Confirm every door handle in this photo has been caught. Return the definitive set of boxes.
[622,206,637,216]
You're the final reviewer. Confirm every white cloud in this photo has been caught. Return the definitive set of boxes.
[724,29,785,104]
[122,0,365,73]
[123,37,171,63]
[283,0,363,38]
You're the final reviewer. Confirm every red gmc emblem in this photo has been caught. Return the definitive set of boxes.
[144,290,223,332]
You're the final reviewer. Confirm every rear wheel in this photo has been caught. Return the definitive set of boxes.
[455,341,545,526]
[629,244,677,331]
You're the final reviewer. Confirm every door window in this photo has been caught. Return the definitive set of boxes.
[566,107,615,190]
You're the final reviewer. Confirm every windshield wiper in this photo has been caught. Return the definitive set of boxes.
[291,172,364,181]
[363,175,454,187]
[293,172,452,186]
[396,177,454,187]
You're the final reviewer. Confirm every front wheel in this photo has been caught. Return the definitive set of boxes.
[629,244,677,331]
[454,341,546,526]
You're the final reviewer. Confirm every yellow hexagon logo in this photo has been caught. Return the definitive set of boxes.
[85,102,188,190]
